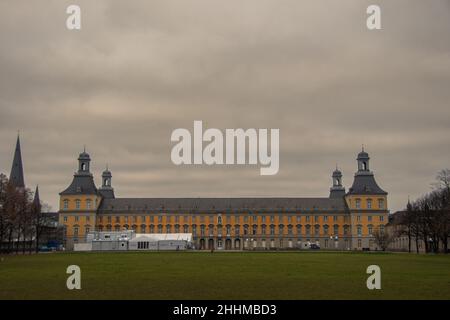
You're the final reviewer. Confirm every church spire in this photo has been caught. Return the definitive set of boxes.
[10,134,25,188]
[33,185,41,209]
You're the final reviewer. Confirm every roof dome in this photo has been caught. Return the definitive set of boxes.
[78,151,90,160]
[357,150,369,159]
[102,164,111,176]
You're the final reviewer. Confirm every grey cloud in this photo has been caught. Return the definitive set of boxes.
[0,0,449,212]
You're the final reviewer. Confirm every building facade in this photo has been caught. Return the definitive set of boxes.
[58,149,389,250]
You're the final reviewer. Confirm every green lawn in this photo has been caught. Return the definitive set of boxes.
[0,251,449,300]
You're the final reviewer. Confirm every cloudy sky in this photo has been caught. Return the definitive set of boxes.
[0,0,449,212]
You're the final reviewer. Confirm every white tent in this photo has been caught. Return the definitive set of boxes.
[129,233,192,250]
[134,233,192,242]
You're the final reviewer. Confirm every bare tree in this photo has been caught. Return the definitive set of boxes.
[400,169,450,254]
[0,174,8,253]
[32,199,49,253]
[373,225,394,251]
[432,169,450,191]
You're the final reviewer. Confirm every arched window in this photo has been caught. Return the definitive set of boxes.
[305,224,311,236]
[208,224,214,236]
[333,224,339,235]
[357,225,362,236]
[314,224,320,236]
[235,225,240,236]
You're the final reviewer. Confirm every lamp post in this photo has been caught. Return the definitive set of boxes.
[429,237,433,253]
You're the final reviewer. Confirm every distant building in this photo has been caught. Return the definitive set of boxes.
[2,135,64,251]
[59,147,389,251]
[386,211,448,253]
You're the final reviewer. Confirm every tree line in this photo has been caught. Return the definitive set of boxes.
[394,169,450,253]
[0,173,47,254]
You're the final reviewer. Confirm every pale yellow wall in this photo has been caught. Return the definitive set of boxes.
[345,195,387,210]
[59,194,100,238]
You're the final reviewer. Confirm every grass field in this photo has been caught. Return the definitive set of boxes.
[0,251,449,300]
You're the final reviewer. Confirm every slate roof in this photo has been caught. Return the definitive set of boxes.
[347,173,387,195]
[99,188,115,199]
[329,189,346,199]
[60,174,98,195]
[98,197,348,213]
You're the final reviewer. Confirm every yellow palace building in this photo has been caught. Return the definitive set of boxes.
[58,149,389,250]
